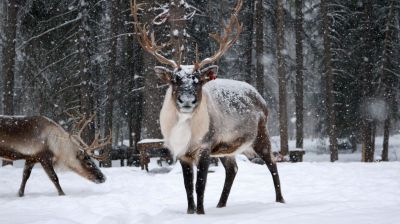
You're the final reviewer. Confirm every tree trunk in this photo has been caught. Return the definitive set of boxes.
[114,121,120,146]
[2,0,18,166]
[78,0,95,144]
[131,38,144,149]
[276,0,289,156]
[103,0,119,167]
[126,38,135,159]
[132,74,143,150]
[255,0,264,96]
[360,1,375,162]
[295,0,304,150]
[381,0,396,161]
[128,116,134,147]
[363,121,375,162]
[321,0,338,162]
[243,0,254,84]
[140,0,167,139]
[170,0,187,63]
[382,118,390,161]
[140,71,163,140]
[125,0,143,158]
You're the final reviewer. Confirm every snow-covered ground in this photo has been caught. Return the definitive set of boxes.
[1,155,400,224]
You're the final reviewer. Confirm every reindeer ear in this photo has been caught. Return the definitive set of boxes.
[154,66,174,83]
[200,65,219,82]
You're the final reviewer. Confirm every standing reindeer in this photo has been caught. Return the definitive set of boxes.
[132,0,284,214]
[0,115,110,196]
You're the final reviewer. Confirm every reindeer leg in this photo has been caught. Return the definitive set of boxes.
[180,159,196,214]
[217,156,237,208]
[253,119,285,203]
[18,160,35,197]
[40,157,65,196]
[211,138,245,208]
[196,150,210,214]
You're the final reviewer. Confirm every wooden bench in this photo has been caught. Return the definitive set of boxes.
[137,139,164,153]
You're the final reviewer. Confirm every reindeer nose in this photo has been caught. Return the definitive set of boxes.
[178,95,196,105]
[96,174,106,184]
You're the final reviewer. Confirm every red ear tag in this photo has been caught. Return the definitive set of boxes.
[208,71,217,80]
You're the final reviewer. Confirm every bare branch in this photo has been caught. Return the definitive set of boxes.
[17,14,82,50]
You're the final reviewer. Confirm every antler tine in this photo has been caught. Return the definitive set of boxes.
[233,0,243,15]
[66,110,87,132]
[84,130,112,161]
[131,0,179,69]
[197,0,243,69]
[77,113,96,137]
[73,115,86,133]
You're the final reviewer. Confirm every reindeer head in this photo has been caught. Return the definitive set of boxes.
[131,0,242,114]
[68,114,111,183]
[154,65,218,113]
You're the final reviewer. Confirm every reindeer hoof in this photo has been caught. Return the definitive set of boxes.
[18,191,24,197]
[216,202,226,208]
[276,197,285,203]
[196,207,205,215]
[58,192,66,196]
[187,208,195,214]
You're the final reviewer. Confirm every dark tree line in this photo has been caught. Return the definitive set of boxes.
[324,0,400,161]
[1,0,399,166]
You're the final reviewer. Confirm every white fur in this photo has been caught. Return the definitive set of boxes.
[169,114,192,158]
[160,87,210,158]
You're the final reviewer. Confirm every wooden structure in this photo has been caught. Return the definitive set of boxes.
[137,139,164,152]
[136,139,220,167]
[289,150,306,162]
[137,139,174,169]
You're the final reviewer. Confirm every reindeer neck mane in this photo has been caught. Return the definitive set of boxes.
[160,88,210,158]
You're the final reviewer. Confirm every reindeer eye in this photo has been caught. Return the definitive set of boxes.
[192,76,199,84]
[175,76,182,82]
[77,153,84,159]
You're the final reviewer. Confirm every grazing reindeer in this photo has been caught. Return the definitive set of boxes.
[132,0,284,214]
[0,115,110,196]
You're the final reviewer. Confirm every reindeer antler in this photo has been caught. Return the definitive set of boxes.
[131,0,179,69]
[65,110,86,131]
[195,0,243,70]
[131,0,242,71]
[83,131,112,161]
[71,114,111,161]
[75,114,96,137]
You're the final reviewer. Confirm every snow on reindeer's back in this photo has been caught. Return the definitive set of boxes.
[204,79,267,115]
